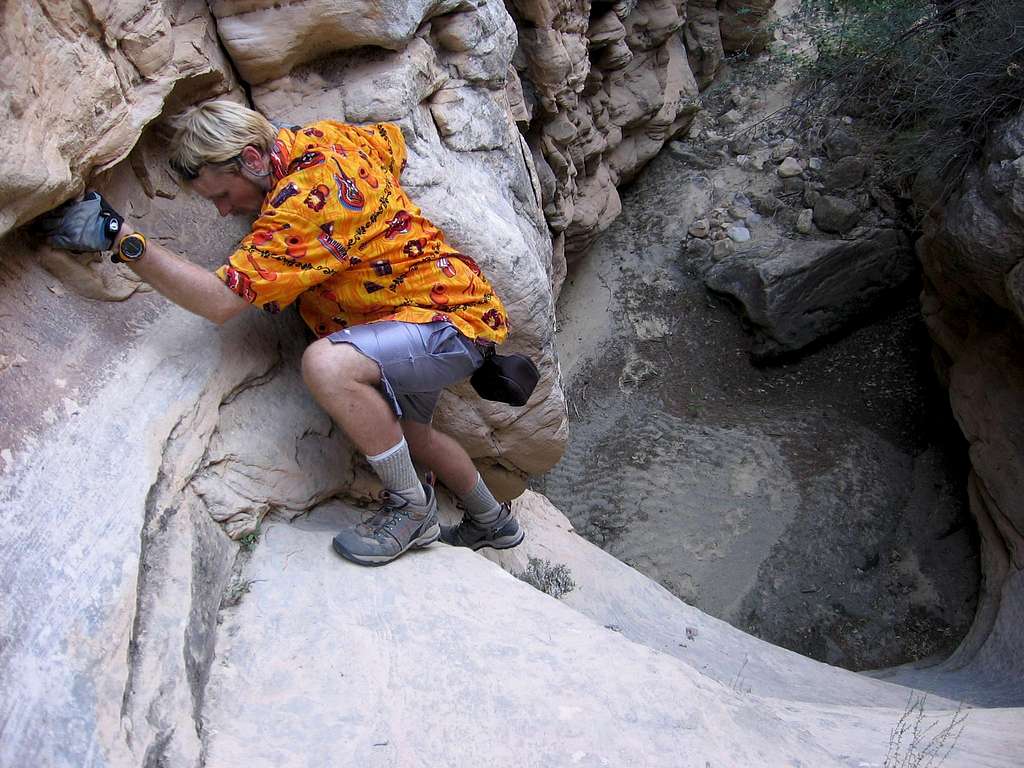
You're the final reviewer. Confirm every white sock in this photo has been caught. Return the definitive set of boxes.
[366,438,426,505]
[460,473,503,524]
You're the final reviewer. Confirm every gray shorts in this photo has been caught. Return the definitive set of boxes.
[327,321,484,423]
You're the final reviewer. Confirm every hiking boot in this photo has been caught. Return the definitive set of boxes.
[332,484,440,566]
[440,503,524,551]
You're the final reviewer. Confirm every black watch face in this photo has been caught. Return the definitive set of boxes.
[121,236,145,259]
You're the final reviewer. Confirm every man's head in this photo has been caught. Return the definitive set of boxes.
[170,101,278,217]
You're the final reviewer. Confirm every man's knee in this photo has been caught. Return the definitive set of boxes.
[302,338,376,390]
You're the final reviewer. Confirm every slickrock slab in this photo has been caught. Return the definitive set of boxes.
[202,497,1024,768]
[202,506,840,768]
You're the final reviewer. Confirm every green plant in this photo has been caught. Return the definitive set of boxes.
[221,575,257,608]
[239,526,261,552]
[883,693,967,768]
[516,557,576,599]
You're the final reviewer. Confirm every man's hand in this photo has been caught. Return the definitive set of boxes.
[37,192,249,325]
[38,192,124,252]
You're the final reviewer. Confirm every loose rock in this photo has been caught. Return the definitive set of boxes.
[813,195,861,234]
[667,143,718,170]
[777,157,803,178]
[751,193,785,215]
[751,149,772,170]
[796,208,814,234]
[720,109,743,126]
[687,237,713,259]
[771,138,799,160]
[689,218,711,238]
[824,129,860,161]
[826,156,869,191]
[730,134,753,154]
[728,204,753,221]
[781,177,805,195]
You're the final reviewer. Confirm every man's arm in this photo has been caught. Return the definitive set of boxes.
[115,224,250,325]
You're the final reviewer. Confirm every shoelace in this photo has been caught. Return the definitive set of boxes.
[363,491,409,535]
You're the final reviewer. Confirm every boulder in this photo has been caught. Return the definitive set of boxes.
[705,229,915,358]
[814,194,861,233]
[823,128,860,161]
[826,155,869,191]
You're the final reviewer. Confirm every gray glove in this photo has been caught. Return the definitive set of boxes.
[39,192,124,252]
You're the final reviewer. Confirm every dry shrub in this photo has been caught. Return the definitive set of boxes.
[790,0,1024,193]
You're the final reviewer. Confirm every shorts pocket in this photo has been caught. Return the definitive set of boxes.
[419,323,481,387]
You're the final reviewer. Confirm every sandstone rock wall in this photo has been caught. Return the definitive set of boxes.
[1,1,568,763]
[200,491,1021,766]
[900,112,1024,693]
[0,2,790,765]
[2,0,582,505]
[509,0,702,275]
[505,0,779,276]
[0,0,787,513]
[0,0,236,235]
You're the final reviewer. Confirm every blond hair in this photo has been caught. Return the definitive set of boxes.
[170,100,278,179]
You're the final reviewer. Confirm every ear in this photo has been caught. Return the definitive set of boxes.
[239,145,265,174]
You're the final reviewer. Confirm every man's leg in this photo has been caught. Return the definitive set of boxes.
[401,419,477,497]
[403,420,524,551]
[302,337,438,565]
[302,338,403,455]
[304,321,523,558]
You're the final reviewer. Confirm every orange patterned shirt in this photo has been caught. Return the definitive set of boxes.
[214,121,508,342]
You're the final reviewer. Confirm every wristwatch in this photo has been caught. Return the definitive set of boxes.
[113,232,146,264]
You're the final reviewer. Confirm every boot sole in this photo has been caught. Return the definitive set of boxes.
[466,528,525,551]
[333,523,441,567]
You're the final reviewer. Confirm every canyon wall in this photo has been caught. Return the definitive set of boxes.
[889,112,1024,700]
[1,1,778,535]
[16,3,1020,768]
[0,2,778,764]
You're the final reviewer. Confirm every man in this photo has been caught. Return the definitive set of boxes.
[42,100,524,566]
